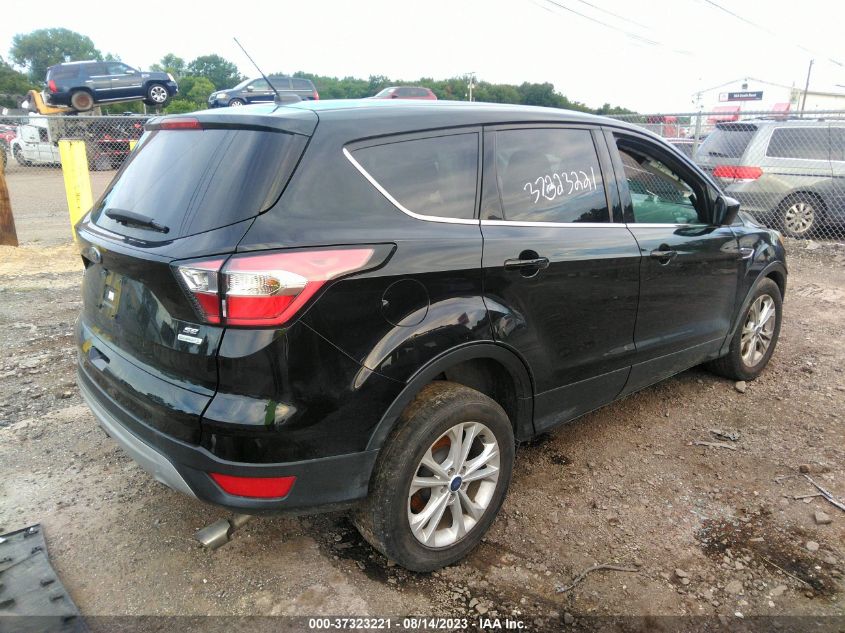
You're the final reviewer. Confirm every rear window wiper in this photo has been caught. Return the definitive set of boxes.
[105,209,170,233]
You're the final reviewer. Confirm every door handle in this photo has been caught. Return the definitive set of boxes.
[650,248,678,261]
[504,257,550,270]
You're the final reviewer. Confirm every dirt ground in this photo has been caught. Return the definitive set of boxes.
[3,163,115,246]
[1,237,844,631]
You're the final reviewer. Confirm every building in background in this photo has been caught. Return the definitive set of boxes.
[695,78,845,121]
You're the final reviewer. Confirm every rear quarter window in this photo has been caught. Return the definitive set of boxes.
[291,79,312,90]
[766,127,830,160]
[351,132,479,220]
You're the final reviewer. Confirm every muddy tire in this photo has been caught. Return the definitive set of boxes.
[354,381,514,572]
[707,278,782,381]
[70,90,94,112]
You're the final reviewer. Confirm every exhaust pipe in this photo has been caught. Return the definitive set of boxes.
[195,514,252,550]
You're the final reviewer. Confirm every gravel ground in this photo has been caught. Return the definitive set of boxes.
[1,239,843,631]
[3,164,115,246]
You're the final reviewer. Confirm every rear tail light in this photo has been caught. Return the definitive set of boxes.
[210,473,295,498]
[176,248,377,328]
[312,90,320,100]
[48,79,58,93]
[177,258,226,324]
[713,165,762,181]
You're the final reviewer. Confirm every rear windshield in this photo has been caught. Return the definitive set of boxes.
[91,127,306,241]
[697,124,757,159]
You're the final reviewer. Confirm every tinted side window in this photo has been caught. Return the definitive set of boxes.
[495,128,608,223]
[832,128,845,162]
[616,141,704,225]
[291,78,311,90]
[766,128,829,160]
[395,88,412,97]
[269,77,292,89]
[251,79,269,91]
[352,133,479,220]
[697,124,756,159]
[105,62,128,75]
[87,63,107,76]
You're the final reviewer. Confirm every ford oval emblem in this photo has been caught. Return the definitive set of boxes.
[83,246,102,264]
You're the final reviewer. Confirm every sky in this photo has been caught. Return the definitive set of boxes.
[3,0,844,112]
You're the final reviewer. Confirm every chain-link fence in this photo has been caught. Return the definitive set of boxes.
[1,109,844,245]
[608,109,845,241]
[0,114,150,245]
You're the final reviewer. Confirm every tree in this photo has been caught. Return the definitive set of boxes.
[0,56,36,108]
[151,54,186,79]
[10,28,101,82]
[186,55,242,90]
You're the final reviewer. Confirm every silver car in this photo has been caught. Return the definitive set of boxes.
[695,119,845,238]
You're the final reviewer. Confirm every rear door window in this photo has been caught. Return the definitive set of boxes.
[291,78,311,90]
[766,127,830,160]
[91,127,307,241]
[697,124,757,159]
[351,132,479,220]
[495,128,609,223]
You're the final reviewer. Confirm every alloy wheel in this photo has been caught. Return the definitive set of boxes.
[407,422,500,548]
[741,294,776,367]
[784,201,815,235]
[149,85,168,103]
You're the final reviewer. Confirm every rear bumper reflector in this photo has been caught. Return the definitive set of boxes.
[210,472,296,499]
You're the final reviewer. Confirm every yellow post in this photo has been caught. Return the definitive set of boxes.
[58,140,93,240]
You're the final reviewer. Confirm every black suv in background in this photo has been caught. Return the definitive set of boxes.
[207,76,319,107]
[46,61,178,112]
[76,100,787,571]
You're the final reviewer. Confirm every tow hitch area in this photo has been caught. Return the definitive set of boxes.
[0,524,88,632]
[194,514,253,550]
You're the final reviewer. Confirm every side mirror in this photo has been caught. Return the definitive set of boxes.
[714,194,741,226]
[246,85,255,92]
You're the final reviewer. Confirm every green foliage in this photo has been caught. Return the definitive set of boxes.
[186,55,242,90]
[290,71,634,114]
[0,55,36,107]
[151,54,186,79]
[10,28,101,82]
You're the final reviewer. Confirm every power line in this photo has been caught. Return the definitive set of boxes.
[570,0,650,30]
[698,0,843,67]
[535,0,693,56]
[537,0,659,46]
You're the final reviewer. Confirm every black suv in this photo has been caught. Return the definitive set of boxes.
[207,76,318,107]
[75,100,787,571]
[46,61,178,112]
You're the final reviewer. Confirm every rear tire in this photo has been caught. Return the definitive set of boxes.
[778,194,822,238]
[70,90,94,112]
[707,278,782,381]
[354,381,514,572]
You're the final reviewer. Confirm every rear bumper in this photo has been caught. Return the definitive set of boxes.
[78,366,378,515]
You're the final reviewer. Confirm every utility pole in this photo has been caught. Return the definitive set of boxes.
[800,59,814,116]
[467,72,475,102]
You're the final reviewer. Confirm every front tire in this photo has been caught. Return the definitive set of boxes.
[707,278,782,381]
[354,381,514,572]
[13,146,30,167]
[228,98,246,107]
